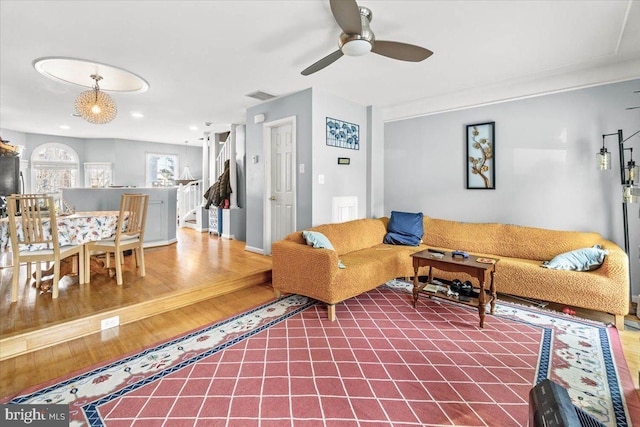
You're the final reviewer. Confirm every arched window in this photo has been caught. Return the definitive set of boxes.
[30,143,80,193]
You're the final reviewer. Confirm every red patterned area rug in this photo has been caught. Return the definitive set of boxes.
[3,280,640,427]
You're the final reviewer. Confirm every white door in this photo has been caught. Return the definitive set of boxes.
[270,122,296,245]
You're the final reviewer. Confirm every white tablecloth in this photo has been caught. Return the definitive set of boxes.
[0,211,122,252]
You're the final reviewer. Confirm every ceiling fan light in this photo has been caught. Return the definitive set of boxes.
[341,39,372,56]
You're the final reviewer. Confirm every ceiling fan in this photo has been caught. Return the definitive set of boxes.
[301,0,433,76]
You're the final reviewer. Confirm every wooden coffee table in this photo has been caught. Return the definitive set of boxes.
[411,249,498,328]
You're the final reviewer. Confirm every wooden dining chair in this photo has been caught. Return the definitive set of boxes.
[84,193,149,285]
[6,194,85,302]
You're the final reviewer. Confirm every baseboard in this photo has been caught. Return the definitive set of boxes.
[245,245,265,255]
[143,239,178,248]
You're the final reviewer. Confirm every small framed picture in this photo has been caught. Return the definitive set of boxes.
[466,122,495,189]
[326,117,359,150]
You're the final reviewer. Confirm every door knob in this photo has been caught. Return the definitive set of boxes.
[269,196,276,201]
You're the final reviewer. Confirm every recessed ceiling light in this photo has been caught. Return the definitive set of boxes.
[189,126,198,131]
[59,125,70,129]
[131,112,144,118]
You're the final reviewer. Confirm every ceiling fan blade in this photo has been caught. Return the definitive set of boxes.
[371,40,433,62]
[301,50,344,76]
[330,0,362,34]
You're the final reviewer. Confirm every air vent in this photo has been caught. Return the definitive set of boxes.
[245,90,276,101]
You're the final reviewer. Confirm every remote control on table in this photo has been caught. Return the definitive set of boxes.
[452,250,469,258]
[428,248,445,255]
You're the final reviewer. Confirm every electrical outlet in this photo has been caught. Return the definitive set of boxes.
[101,316,120,330]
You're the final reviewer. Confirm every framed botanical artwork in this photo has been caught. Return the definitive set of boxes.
[326,117,359,150]
[466,122,495,189]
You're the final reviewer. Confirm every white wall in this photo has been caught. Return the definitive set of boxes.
[311,88,368,225]
[367,105,384,219]
[384,78,640,299]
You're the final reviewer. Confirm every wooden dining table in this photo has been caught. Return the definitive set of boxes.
[0,211,121,252]
[0,211,123,290]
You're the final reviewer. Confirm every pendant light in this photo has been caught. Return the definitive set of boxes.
[178,141,195,183]
[622,148,639,204]
[74,74,117,124]
[597,135,610,170]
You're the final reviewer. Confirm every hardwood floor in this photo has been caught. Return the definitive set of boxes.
[0,229,272,358]
[0,229,638,400]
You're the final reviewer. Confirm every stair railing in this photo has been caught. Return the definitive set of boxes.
[177,179,203,228]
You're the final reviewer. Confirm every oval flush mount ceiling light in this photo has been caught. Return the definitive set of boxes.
[33,57,149,125]
[33,57,150,92]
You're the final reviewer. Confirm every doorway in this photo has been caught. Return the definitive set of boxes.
[263,116,297,255]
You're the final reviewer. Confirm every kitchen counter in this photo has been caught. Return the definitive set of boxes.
[62,187,177,247]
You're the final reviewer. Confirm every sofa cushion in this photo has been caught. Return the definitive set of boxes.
[422,217,604,261]
[310,218,388,256]
[302,231,346,269]
[384,211,424,246]
[541,245,608,271]
[302,230,332,249]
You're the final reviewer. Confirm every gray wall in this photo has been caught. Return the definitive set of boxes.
[244,88,381,252]
[0,130,203,189]
[62,187,177,247]
[312,88,369,225]
[245,88,313,252]
[84,138,203,187]
[384,78,640,299]
[231,124,246,241]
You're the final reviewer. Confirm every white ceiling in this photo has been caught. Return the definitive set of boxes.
[1,0,639,146]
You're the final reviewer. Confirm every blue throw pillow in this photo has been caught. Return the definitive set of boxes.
[541,245,608,271]
[302,231,346,269]
[384,211,424,246]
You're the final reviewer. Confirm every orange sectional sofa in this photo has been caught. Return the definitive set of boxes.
[271,216,629,328]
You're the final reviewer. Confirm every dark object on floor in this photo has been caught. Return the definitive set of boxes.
[450,279,479,298]
[529,379,605,427]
